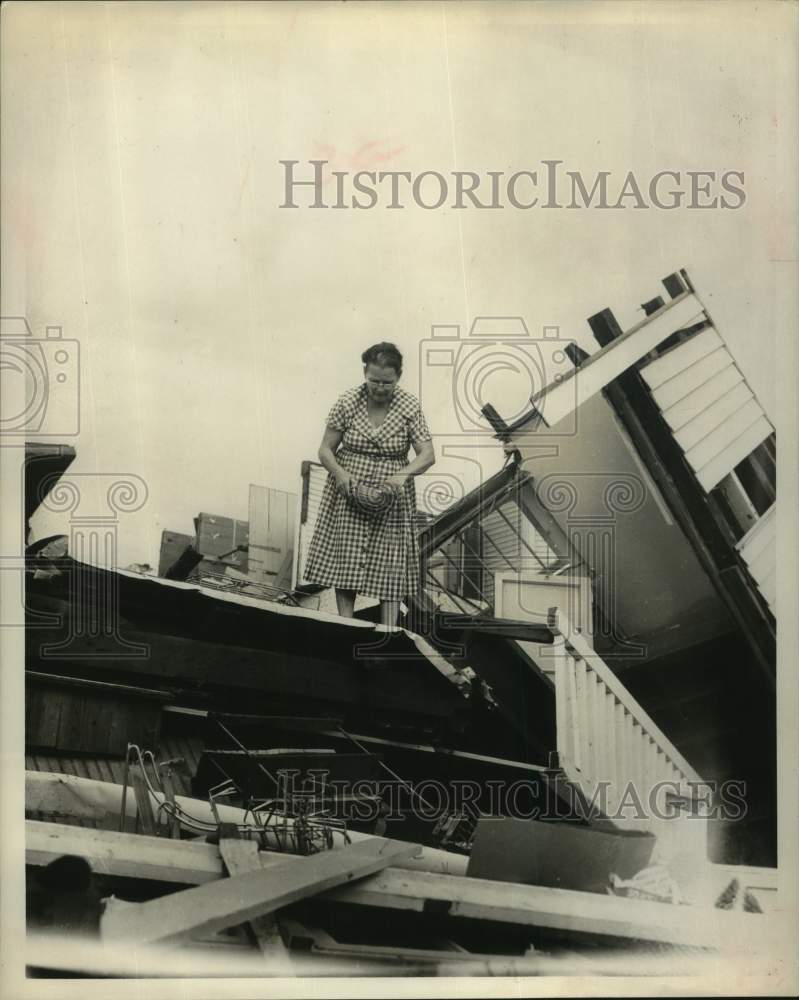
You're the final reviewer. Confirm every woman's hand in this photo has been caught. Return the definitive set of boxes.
[384,472,409,494]
[334,468,353,496]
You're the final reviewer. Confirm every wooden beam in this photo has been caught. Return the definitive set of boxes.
[26,819,773,952]
[323,868,749,950]
[101,838,420,946]
[219,836,287,955]
[26,819,225,885]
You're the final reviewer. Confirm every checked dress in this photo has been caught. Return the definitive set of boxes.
[303,383,432,601]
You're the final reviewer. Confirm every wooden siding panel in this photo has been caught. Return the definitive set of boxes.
[650,346,734,411]
[685,397,765,472]
[659,364,744,432]
[248,486,297,590]
[673,380,754,452]
[695,416,773,491]
[640,327,724,390]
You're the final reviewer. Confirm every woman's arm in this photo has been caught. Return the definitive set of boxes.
[404,438,436,477]
[385,439,436,491]
[318,426,352,495]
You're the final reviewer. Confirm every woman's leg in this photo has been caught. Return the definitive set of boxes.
[335,588,356,618]
[379,600,400,626]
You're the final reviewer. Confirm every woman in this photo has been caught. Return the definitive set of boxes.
[303,342,435,625]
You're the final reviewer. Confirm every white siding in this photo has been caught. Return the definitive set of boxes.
[641,330,774,492]
[737,504,776,615]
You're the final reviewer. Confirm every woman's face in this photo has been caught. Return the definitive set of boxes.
[364,363,399,403]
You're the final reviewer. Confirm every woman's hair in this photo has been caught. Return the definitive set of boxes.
[362,342,403,375]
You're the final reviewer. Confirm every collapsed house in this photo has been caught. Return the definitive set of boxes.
[23,269,778,977]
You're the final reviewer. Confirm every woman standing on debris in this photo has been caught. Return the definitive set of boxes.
[303,342,435,626]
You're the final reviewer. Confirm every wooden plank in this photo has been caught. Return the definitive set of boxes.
[322,867,740,950]
[591,672,608,780]
[651,345,734,412]
[747,539,775,590]
[25,671,170,700]
[571,656,586,772]
[219,837,287,954]
[26,820,226,885]
[695,416,773,491]
[686,398,766,473]
[640,326,723,390]
[757,567,776,610]
[35,691,64,749]
[559,626,701,783]
[659,362,744,432]
[248,485,297,589]
[737,504,776,565]
[553,645,571,770]
[604,689,618,794]
[673,380,754,452]
[102,838,419,946]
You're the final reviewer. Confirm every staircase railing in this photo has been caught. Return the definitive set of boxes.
[547,607,703,836]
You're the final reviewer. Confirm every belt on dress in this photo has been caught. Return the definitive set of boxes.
[339,445,407,460]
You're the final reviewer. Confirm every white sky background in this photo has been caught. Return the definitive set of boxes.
[2,0,792,568]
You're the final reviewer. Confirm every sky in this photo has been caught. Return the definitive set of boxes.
[2,0,795,568]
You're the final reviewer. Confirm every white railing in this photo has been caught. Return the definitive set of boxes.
[548,608,703,836]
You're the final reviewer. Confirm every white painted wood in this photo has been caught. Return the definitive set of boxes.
[248,484,298,590]
[685,398,766,473]
[736,504,776,613]
[554,643,572,771]
[673,380,754,452]
[695,416,773,491]
[747,543,776,591]
[651,345,734,411]
[757,567,776,611]
[103,838,418,946]
[606,690,618,797]
[493,571,594,647]
[640,326,724,390]
[512,292,704,432]
[574,657,589,772]
[591,671,607,779]
[660,363,744,431]
[552,610,701,783]
[219,838,287,954]
[737,503,776,564]
[323,868,755,951]
[26,819,225,885]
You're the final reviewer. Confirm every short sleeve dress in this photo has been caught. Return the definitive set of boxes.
[303,383,432,601]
